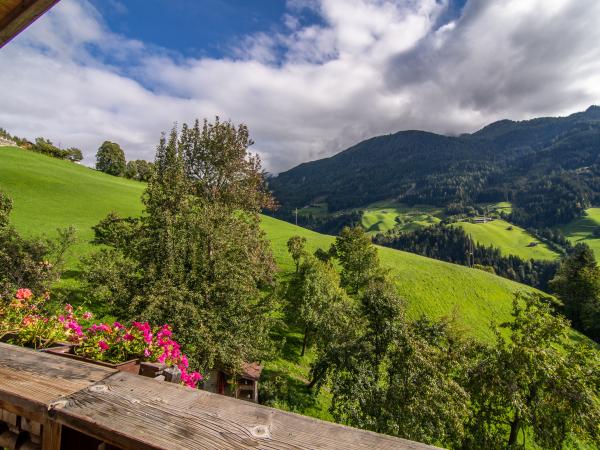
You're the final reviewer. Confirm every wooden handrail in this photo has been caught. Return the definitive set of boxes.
[0,343,441,449]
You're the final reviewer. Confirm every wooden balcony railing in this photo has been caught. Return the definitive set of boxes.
[0,342,440,450]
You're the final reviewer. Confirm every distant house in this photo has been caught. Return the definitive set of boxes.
[0,136,16,146]
[472,217,493,224]
[204,362,263,403]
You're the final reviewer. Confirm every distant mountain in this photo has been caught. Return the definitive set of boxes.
[270,106,600,227]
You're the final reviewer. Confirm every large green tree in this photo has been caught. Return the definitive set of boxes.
[331,226,380,293]
[550,243,600,340]
[96,141,126,176]
[464,293,600,449]
[285,254,351,356]
[84,119,277,371]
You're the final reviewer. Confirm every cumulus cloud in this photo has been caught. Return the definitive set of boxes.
[1,0,599,173]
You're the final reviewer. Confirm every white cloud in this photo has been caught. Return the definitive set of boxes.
[1,0,599,173]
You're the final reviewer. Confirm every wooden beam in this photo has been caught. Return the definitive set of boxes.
[0,0,61,49]
[0,343,116,418]
[51,371,440,450]
[0,343,441,449]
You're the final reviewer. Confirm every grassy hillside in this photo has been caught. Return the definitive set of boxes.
[360,202,442,236]
[1,145,596,429]
[560,208,600,259]
[0,146,145,267]
[456,219,559,261]
[263,214,544,342]
[1,145,542,343]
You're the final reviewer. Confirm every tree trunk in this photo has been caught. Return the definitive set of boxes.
[508,412,520,447]
[301,326,309,356]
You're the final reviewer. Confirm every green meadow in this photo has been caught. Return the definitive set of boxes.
[360,201,443,235]
[0,145,542,343]
[559,208,600,259]
[456,219,560,261]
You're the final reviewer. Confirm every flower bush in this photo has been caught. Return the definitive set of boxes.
[0,288,203,388]
[0,289,86,348]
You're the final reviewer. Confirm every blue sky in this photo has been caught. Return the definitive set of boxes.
[89,0,465,60]
[89,0,293,59]
[1,0,598,172]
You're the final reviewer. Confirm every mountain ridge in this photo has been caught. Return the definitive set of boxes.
[270,106,600,228]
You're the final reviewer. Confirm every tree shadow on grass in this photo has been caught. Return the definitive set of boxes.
[270,324,306,364]
[259,367,321,414]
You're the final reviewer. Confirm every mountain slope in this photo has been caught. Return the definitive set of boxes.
[1,145,541,342]
[270,106,600,228]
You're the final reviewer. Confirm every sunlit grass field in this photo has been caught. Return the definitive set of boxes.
[456,219,559,261]
[0,146,543,342]
[360,201,443,235]
[559,207,600,260]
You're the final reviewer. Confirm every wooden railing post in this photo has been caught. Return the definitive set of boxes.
[42,421,61,450]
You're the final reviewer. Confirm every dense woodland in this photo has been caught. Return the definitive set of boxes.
[270,106,600,229]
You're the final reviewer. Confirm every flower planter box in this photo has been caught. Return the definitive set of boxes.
[43,346,141,374]
[1,333,73,351]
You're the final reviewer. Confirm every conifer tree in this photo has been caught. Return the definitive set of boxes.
[85,119,277,371]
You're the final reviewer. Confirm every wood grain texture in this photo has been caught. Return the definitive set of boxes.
[51,371,441,450]
[0,343,116,416]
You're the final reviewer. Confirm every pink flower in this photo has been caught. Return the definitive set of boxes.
[143,348,151,358]
[181,371,203,388]
[113,321,124,329]
[123,333,135,341]
[82,312,93,320]
[67,321,83,337]
[64,304,73,313]
[178,355,189,370]
[15,288,32,300]
[98,340,109,351]
[22,316,35,326]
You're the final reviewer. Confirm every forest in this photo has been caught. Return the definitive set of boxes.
[270,106,600,229]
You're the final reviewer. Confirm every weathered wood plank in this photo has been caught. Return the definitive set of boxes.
[0,342,116,417]
[51,371,441,450]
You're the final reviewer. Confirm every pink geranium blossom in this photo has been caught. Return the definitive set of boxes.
[15,288,32,300]
[98,340,109,351]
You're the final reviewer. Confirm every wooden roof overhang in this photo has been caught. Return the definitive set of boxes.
[0,0,61,49]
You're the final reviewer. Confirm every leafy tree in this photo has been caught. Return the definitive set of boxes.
[135,159,153,181]
[125,160,138,179]
[464,293,600,449]
[331,226,380,293]
[285,254,350,356]
[286,235,307,272]
[0,191,75,296]
[84,119,277,371]
[322,277,471,446]
[0,192,11,228]
[550,243,600,340]
[96,141,126,176]
[32,137,67,159]
[65,147,83,162]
